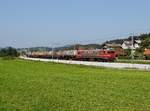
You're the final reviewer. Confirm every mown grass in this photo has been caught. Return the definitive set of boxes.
[0,59,150,111]
[117,59,150,64]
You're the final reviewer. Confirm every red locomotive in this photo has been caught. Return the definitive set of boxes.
[27,49,117,62]
[75,50,117,62]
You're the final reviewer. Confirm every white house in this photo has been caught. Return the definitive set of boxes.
[121,40,141,50]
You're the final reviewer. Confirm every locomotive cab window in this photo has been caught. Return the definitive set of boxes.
[108,51,115,54]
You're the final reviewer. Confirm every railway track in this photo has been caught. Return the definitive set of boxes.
[20,56,150,71]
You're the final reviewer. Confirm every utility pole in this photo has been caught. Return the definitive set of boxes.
[51,43,60,59]
[74,44,76,50]
[27,47,30,57]
[131,33,134,63]
[51,45,54,59]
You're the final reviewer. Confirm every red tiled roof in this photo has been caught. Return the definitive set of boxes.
[144,49,150,55]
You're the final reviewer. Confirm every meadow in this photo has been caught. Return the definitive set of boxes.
[117,59,150,64]
[0,58,150,111]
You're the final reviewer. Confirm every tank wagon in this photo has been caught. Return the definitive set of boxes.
[27,49,117,62]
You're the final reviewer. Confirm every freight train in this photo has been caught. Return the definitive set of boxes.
[27,49,117,62]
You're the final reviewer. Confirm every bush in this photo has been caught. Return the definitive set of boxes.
[0,47,19,57]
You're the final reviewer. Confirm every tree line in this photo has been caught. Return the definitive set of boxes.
[0,47,19,57]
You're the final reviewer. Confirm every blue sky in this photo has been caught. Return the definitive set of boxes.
[0,0,150,48]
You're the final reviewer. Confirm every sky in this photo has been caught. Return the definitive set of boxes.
[0,0,150,48]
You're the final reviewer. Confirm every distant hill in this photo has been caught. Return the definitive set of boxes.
[17,44,103,52]
[18,33,150,52]
[17,47,52,52]
[104,36,141,45]
[105,33,150,44]
[55,44,103,50]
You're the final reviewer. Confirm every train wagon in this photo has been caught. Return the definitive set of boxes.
[27,49,117,62]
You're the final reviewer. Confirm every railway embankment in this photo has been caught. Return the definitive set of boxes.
[20,56,150,70]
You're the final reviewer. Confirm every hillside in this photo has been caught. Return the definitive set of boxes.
[17,33,150,52]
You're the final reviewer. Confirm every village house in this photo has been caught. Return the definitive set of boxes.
[144,49,150,59]
[121,40,141,50]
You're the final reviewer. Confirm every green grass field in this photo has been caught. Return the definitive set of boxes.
[117,59,150,64]
[0,58,150,111]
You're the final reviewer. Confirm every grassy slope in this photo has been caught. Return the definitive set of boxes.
[0,59,150,111]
